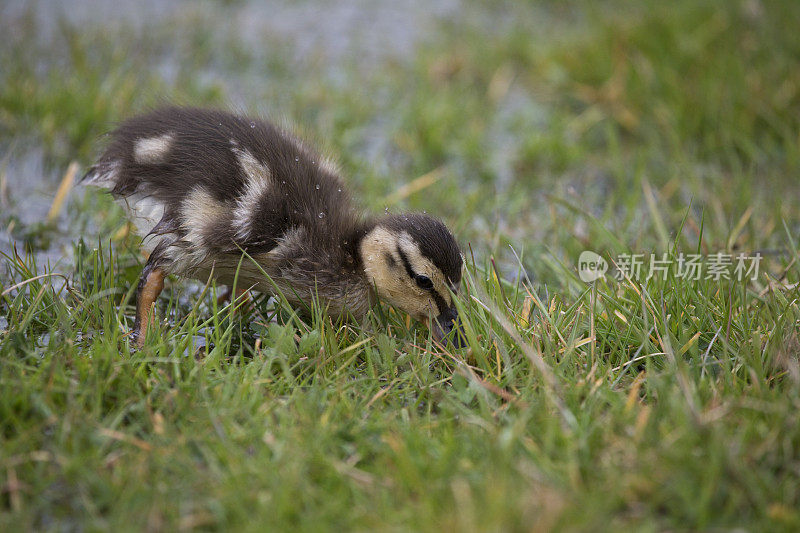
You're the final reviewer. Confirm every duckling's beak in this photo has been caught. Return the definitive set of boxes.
[431,306,467,348]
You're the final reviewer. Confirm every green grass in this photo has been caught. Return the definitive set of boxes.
[2,0,800,530]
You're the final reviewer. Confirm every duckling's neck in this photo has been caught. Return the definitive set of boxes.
[264,218,378,319]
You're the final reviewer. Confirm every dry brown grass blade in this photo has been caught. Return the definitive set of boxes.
[98,427,152,451]
[1,272,70,296]
[47,161,79,223]
[385,166,446,204]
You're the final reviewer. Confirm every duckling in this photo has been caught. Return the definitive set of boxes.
[82,107,464,348]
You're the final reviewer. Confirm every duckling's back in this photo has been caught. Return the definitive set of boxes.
[83,107,359,277]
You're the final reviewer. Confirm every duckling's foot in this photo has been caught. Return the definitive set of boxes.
[132,264,165,348]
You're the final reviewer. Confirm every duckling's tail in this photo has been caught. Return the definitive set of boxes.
[80,160,119,189]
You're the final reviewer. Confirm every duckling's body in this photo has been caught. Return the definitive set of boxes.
[84,107,463,346]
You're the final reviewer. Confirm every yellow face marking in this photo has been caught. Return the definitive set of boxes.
[360,226,454,320]
[396,232,454,308]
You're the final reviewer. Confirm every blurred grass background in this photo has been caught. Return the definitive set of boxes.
[2,0,800,530]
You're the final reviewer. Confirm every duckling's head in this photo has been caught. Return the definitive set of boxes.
[360,214,464,345]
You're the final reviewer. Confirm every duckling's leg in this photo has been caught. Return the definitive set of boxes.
[132,261,166,348]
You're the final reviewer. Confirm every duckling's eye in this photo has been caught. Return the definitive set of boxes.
[415,275,434,290]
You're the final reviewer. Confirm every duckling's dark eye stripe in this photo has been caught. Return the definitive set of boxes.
[396,247,417,280]
[430,290,448,315]
[397,246,448,314]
